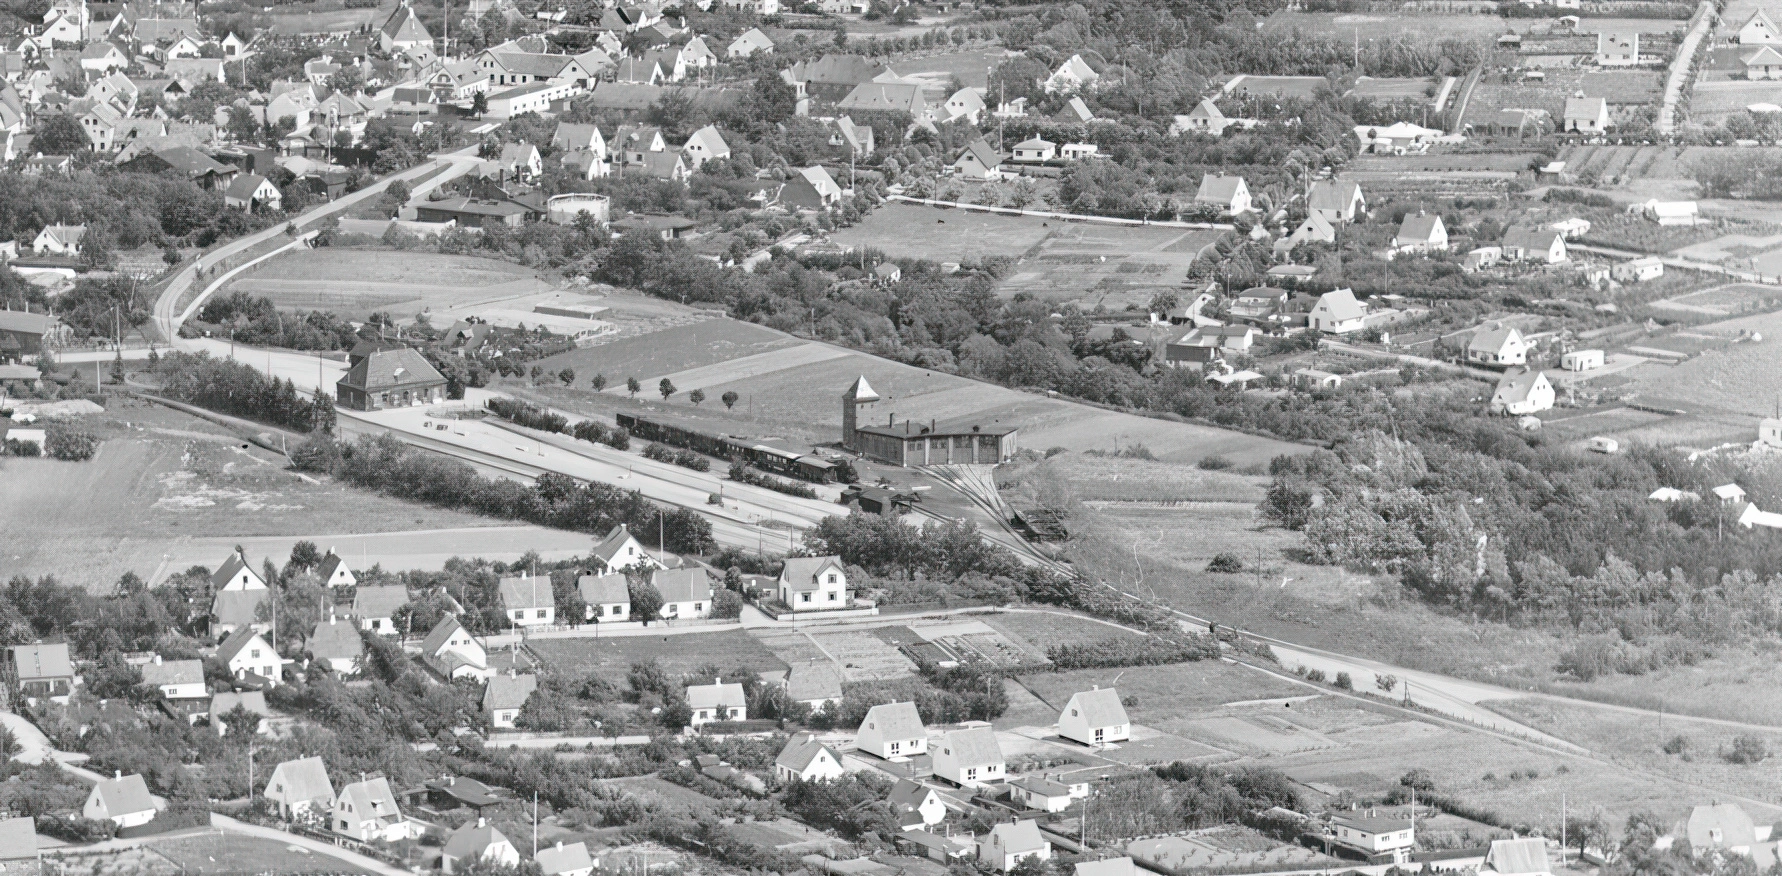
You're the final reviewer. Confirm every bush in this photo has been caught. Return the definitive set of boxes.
[1334,672,1353,690]
[571,419,630,450]
[1206,552,1244,573]
[1727,734,1768,764]
[1198,454,1233,470]
[4,438,40,457]
[1047,634,1218,670]
[1305,668,1327,683]
[727,460,818,499]
[643,442,711,472]
[485,397,568,433]
[1662,734,1689,755]
[45,429,99,461]
[710,589,743,619]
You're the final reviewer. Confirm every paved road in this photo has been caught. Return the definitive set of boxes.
[151,147,482,342]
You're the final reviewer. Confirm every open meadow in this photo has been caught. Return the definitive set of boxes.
[0,403,492,588]
[148,832,378,875]
[827,202,1056,262]
[223,249,553,322]
[267,0,390,34]
[1260,9,1515,42]
[884,47,1011,88]
[1618,309,1782,420]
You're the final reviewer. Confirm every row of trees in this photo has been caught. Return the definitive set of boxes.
[151,351,335,433]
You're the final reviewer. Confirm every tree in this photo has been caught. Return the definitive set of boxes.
[558,368,576,386]
[721,391,739,410]
[1728,734,1768,764]
[33,114,90,154]
[659,378,676,401]
[689,388,705,406]
[627,377,641,397]
[591,373,607,391]
[1375,673,1399,694]
[628,579,664,624]
[288,541,323,571]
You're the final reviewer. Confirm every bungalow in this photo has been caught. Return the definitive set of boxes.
[1637,199,1698,225]
[652,567,712,620]
[727,27,774,58]
[1170,98,1229,136]
[333,776,415,843]
[498,574,554,627]
[1613,256,1664,282]
[1563,97,1611,133]
[1490,369,1556,415]
[1466,326,1529,367]
[1060,143,1099,161]
[778,556,847,610]
[219,627,281,687]
[421,616,489,680]
[577,573,631,621]
[1044,54,1099,94]
[856,701,926,759]
[224,173,282,211]
[1561,349,1605,371]
[1011,776,1076,813]
[1309,289,1367,334]
[485,80,580,120]
[774,733,845,782]
[265,756,334,817]
[1502,227,1567,263]
[1058,686,1130,747]
[1353,121,1442,153]
[31,224,84,255]
[307,617,363,675]
[536,841,596,876]
[1306,179,1365,222]
[1194,174,1251,214]
[1010,137,1055,162]
[952,138,1003,180]
[1464,246,1502,272]
[1392,212,1448,253]
[1550,217,1592,239]
[443,819,520,874]
[10,643,77,701]
[483,672,537,729]
[1744,45,1782,79]
[1596,31,1639,66]
[889,778,947,829]
[1479,837,1552,876]
[933,725,1004,787]
[1330,813,1416,862]
[979,820,1051,872]
[785,660,843,711]
[686,678,746,726]
[350,585,408,634]
[84,774,156,828]
[1741,9,1780,43]
[899,829,975,863]
[140,656,206,701]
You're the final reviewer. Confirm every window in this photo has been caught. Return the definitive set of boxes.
[801,593,812,603]
[827,592,838,601]
[694,603,703,611]
[250,649,260,658]
[826,573,836,583]
[536,609,547,619]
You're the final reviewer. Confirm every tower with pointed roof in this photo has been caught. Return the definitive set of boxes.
[841,375,879,451]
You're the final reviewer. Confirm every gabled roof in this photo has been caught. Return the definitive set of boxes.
[339,347,444,392]
[684,124,729,156]
[307,619,363,662]
[638,150,685,179]
[216,627,266,664]
[861,701,924,739]
[211,690,269,717]
[956,138,1000,169]
[1503,226,1562,251]
[498,575,552,612]
[1313,289,1365,321]
[445,819,512,859]
[552,122,602,151]
[592,523,647,565]
[209,551,256,590]
[0,310,57,335]
[338,776,401,820]
[421,615,469,656]
[686,679,746,710]
[1188,98,1224,121]
[988,819,1047,854]
[1066,687,1128,728]
[780,556,843,591]
[269,756,334,804]
[91,774,155,816]
[1563,96,1606,120]
[939,725,1002,767]
[837,82,925,115]
[226,173,273,201]
[1396,212,1443,242]
[888,778,937,812]
[1493,368,1549,404]
[577,573,630,605]
[380,4,431,43]
[1306,179,1361,212]
[1013,775,1073,798]
[787,53,884,87]
[1745,8,1778,32]
[1055,54,1097,81]
[651,567,711,603]
[1196,173,1246,202]
[537,841,594,876]
[1468,325,1522,353]
[775,733,839,772]
[730,27,773,52]
[1482,837,1551,876]
[140,658,204,688]
[11,643,72,681]
[786,661,843,702]
[210,589,264,630]
[1744,45,1782,66]
[482,672,537,712]
[316,553,350,583]
[0,817,35,861]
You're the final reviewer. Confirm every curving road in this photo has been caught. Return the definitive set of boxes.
[151,146,484,342]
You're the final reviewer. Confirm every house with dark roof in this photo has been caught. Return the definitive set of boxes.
[784,660,842,710]
[224,173,281,211]
[1011,776,1076,813]
[590,523,663,574]
[952,138,1003,180]
[10,644,76,700]
[315,551,355,588]
[0,311,59,365]
[118,146,237,189]
[1058,687,1130,747]
[979,820,1050,871]
[889,778,946,829]
[837,82,928,117]
[218,627,281,687]
[378,3,432,52]
[856,701,925,759]
[777,556,846,610]
[577,573,630,621]
[1502,226,1567,264]
[779,166,842,211]
[211,588,268,638]
[83,773,156,828]
[1490,368,1554,416]
[335,346,446,411]
[209,690,271,736]
[783,54,884,101]
[498,574,554,627]
[212,549,267,592]
[348,585,408,634]
[140,655,206,702]
[933,725,1004,787]
[774,733,844,782]
[1466,325,1529,367]
[651,567,712,620]
[265,756,334,817]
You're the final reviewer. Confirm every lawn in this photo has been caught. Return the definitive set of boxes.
[1348,77,1441,100]
[1261,9,1513,42]
[997,453,1270,502]
[1222,75,1326,98]
[981,609,1149,653]
[1017,661,1311,721]
[828,202,1057,262]
[528,629,789,682]
[149,832,379,875]
[531,319,802,393]
[0,403,490,588]
[225,248,552,322]
[886,47,1010,88]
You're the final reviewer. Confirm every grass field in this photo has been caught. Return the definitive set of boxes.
[1622,309,1782,418]
[999,223,1226,310]
[267,0,390,34]
[225,249,552,322]
[1348,77,1440,100]
[1018,661,1310,721]
[0,403,489,587]
[981,609,1148,652]
[1465,68,1663,127]
[1690,80,1782,120]
[149,832,377,875]
[827,202,1057,263]
[1261,9,1514,42]
[999,453,1270,502]
[529,629,789,682]
[886,47,1010,88]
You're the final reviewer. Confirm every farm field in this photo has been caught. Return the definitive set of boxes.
[999,224,1226,310]
[827,202,1056,262]
[1260,9,1512,41]
[1464,68,1662,125]
[1572,17,1688,34]
[537,319,802,392]
[1619,308,1782,418]
[885,47,1011,88]
[224,249,553,322]
[1017,661,1310,722]
[999,453,1270,502]
[1690,80,1782,121]
[1650,282,1782,315]
[0,403,491,588]
[981,609,1149,653]
[528,629,789,682]
[149,832,378,875]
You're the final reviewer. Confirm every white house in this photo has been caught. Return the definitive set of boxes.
[1330,813,1415,863]
[1466,326,1528,367]
[218,628,281,687]
[1194,174,1251,214]
[1171,99,1230,136]
[1058,687,1130,747]
[686,678,746,727]
[1077,858,1139,876]
[483,672,537,729]
[265,756,334,818]
[727,27,773,58]
[1613,256,1664,282]
[316,551,356,587]
[1392,212,1448,253]
[681,124,730,169]
[420,616,488,680]
[332,777,414,843]
[1741,9,1781,43]
[774,734,846,782]
[652,568,712,620]
[1309,289,1367,334]
[1637,200,1698,225]
[84,773,157,828]
[1561,349,1604,371]
[1011,776,1077,813]
[31,224,84,255]
[307,617,363,676]
[1306,179,1365,223]
[778,556,847,610]
[1479,837,1551,876]
[1010,137,1056,162]
[1044,55,1099,94]
[979,820,1051,872]
[211,549,268,592]
[784,661,843,711]
[498,574,555,627]
[350,585,409,634]
[537,841,595,876]
[442,817,518,874]
[889,778,947,829]
[1490,369,1555,416]
[1563,97,1611,133]
[139,656,206,702]
[932,725,1004,787]
[1502,227,1567,263]
[577,573,631,621]
[590,523,665,574]
[1596,30,1639,66]
[856,701,926,759]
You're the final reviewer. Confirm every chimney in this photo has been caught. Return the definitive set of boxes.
[478,816,487,827]
[557,841,565,850]
[153,654,162,665]
[888,412,894,426]
[114,770,121,779]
